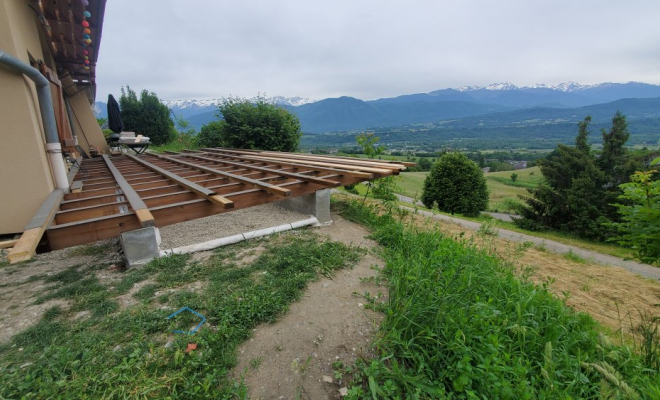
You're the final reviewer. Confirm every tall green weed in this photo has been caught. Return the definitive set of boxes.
[334,199,660,398]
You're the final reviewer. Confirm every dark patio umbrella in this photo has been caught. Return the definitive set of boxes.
[107,94,124,134]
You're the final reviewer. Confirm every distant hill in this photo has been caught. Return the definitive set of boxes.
[301,97,660,149]
[95,81,660,137]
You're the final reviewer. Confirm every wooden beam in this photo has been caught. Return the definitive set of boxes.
[8,189,64,263]
[177,153,341,188]
[70,181,83,193]
[207,148,407,171]
[0,239,18,249]
[102,155,155,227]
[124,154,233,209]
[67,156,82,184]
[196,150,374,179]
[147,153,292,198]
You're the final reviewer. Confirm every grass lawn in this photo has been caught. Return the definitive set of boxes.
[397,166,543,213]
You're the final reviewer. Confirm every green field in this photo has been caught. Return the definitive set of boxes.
[396,166,543,213]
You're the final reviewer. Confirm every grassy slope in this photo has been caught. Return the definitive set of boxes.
[397,167,543,211]
[348,166,634,260]
[334,199,660,398]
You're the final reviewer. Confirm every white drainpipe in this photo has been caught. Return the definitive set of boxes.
[159,217,319,256]
[0,49,70,191]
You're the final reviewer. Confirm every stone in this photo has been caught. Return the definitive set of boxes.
[278,189,332,224]
[120,226,160,268]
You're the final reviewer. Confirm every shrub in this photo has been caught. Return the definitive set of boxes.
[422,152,488,216]
[215,97,301,151]
[197,120,225,148]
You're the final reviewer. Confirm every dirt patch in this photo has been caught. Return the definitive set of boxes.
[0,239,122,344]
[235,214,385,399]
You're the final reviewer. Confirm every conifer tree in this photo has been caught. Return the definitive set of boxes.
[515,114,630,240]
[119,86,176,145]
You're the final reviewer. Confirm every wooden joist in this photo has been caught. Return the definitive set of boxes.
[148,153,292,198]
[206,148,407,171]
[0,239,18,249]
[102,155,155,227]
[124,154,234,209]
[176,153,341,188]
[197,150,374,179]
[67,156,83,184]
[8,189,64,263]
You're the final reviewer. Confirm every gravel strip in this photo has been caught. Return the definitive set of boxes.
[158,203,312,249]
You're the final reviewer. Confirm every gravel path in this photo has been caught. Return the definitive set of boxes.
[394,193,519,222]
[158,203,312,249]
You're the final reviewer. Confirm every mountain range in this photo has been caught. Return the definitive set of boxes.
[95,82,660,147]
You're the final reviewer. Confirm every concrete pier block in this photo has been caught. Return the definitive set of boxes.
[120,226,160,268]
[279,189,331,224]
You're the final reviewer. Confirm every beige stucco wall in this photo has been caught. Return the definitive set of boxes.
[1,0,108,234]
[0,0,57,234]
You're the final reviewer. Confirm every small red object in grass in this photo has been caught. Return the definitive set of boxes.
[185,343,197,353]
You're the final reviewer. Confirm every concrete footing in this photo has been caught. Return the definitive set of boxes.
[120,226,161,268]
[278,189,332,224]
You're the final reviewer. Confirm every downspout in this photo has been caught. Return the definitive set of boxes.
[0,49,70,191]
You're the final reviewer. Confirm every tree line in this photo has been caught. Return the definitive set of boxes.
[117,87,302,151]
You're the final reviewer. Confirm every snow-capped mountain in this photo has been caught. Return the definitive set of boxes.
[456,81,655,93]
[162,96,315,110]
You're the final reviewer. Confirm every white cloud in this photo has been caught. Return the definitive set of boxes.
[95,0,660,101]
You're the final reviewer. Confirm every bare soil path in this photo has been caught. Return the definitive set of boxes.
[234,214,385,399]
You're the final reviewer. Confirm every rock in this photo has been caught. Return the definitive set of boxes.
[322,375,333,383]
[339,387,349,396]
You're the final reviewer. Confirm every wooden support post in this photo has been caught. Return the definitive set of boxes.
[102,155,156,227]
[124,154,234,209]
[8,189,64,263]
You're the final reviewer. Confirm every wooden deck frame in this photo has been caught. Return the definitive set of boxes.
[31,148,409,252]
[124,154,234,208]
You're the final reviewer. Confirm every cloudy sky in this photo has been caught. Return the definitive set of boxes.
[96,0,660,102]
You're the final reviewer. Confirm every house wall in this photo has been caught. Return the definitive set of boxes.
[0,0,109,235]
[0,0,55,234]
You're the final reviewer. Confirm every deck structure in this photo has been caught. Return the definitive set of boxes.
[7,148,410,262]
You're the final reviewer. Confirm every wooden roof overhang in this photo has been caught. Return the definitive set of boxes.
[30,0,107,101]
[36,148,411,251]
